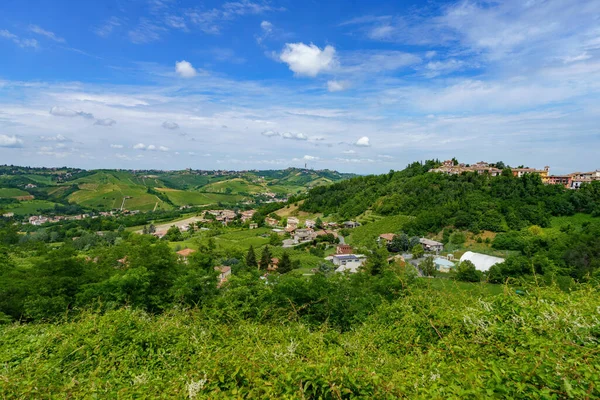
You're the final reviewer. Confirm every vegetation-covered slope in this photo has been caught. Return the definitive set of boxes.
[302,161,600,232]
[1,280,599,398]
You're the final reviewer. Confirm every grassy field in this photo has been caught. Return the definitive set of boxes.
[347,215,414,247]
[275,201,324,222]
[550,213,597,230]
[0,188,30,198]
[5,200,59,215]
[22,174,56,185]
[200,178,265,194]
[156,188,243,206]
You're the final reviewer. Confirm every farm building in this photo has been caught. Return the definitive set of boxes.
[459,251,505,272]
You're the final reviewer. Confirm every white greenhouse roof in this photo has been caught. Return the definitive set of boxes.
[459,251,505,272]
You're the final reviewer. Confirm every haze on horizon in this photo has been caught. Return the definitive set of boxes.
[1,0,599,175]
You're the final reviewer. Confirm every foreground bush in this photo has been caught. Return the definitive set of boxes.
[1,283,599,398]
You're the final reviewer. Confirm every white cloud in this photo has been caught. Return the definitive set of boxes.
[261,129,280,137]
[378,154,393,159]
[256,20,273,44]
[129,18,166,44]
[29,25,65,43]
[327,80,350,92]
[279,43,337,77]
[175,60,197,78]
[0,29,38,48]
[94,118,117,126]
[282,132,308,140]
[340,50,420,74]
[94,17,122,37]
[49,106,94,119]
[342,149,356,154]
[162,121,180,130]
[423,59,467,78]
[354,136,371,147]
[261,20,273,32]
[133,143,168,152]
[0,134,23,148]
[165,15,188,30]
[303,155,318,160]
[110,144,124,149]
[563,52,592,64]
[187,1,282,35]
[39,134,69,142]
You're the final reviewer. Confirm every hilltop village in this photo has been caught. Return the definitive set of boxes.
[430,160,600,189]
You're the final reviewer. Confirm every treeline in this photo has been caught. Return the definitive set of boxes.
[0,230,404,326]
[301,161,600,233]
[490,221,600,282]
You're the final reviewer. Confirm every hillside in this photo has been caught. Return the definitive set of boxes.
[0,166,353,215]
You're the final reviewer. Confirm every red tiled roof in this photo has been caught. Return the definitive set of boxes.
[176,248,196,257]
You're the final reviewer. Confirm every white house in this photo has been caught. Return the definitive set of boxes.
[459,251,505,272]
[330,254,366,273]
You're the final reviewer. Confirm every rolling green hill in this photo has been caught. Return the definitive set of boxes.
[0,166,354,214]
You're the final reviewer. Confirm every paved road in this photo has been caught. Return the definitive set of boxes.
[338,235,346,244]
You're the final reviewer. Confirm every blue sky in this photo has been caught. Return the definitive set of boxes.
[1,0,599,174]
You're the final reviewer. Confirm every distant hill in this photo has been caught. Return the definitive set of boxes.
[0,166,354,215]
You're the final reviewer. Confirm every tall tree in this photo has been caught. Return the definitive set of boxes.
[259,246,272,270]
[245,245,257,268]
[411,244,425,259]
[421,256,436,277]
[315,217,323,229]
[278,252,293,274]
[366,246,388,275]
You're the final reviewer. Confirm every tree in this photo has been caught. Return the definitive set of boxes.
[366,246,388,275]
[421,256,436,277]
[411,244,424,259]
[389,233,409,252]
[278,252,293,274]
[269,233,282,246]
[148,224,156,234]
[165,226,183,241]
[259,246,272,270]
[245,245,257,268]
[315,217,323,229]
[456,260,482,282]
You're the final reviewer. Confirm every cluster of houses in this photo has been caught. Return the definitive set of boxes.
[203,209,256,225]
[430,160,599,190]
[21,209,139,226]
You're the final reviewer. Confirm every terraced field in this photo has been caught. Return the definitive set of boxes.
[200,178,264,194]
[5,200,59,215]
[156,188,243,206]
[0,188,30,198]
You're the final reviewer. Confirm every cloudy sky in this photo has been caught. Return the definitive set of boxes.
[1,0,599,174]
